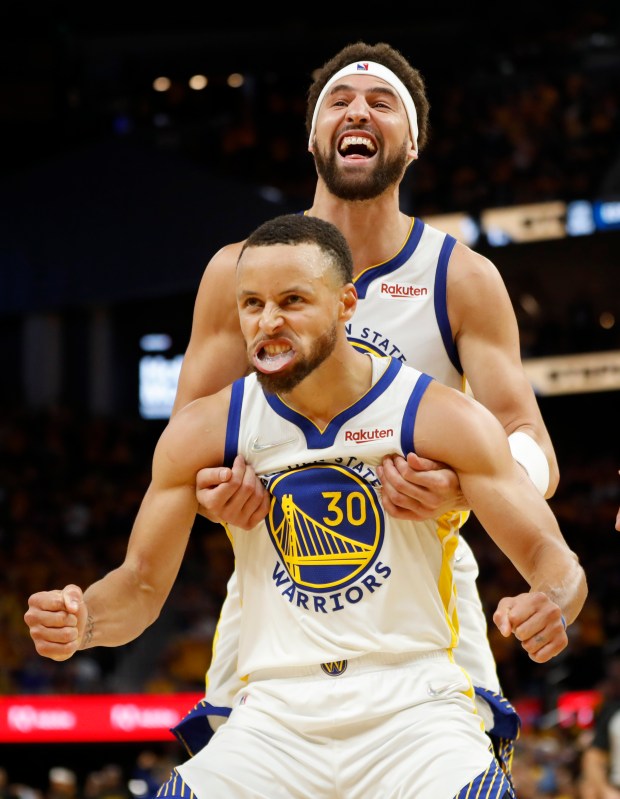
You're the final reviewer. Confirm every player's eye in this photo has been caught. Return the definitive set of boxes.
[242,297,262,309]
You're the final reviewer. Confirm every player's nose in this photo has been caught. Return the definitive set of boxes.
[346,93,371,124]
[259,301,284,332]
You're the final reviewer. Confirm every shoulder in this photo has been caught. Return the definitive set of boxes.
[198,240,246,285]
[419,224,506,296]
[156,387,233,474]
[192,240,247,319]
[445,241,514,330]
[448,240,503,283]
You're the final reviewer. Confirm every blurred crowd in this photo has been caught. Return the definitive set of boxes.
[0,750,179,799]
[0,406,232,697]
[12,10,620,218]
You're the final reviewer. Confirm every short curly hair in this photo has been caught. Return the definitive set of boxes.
[239,213,354,285]
[306,41,430,152]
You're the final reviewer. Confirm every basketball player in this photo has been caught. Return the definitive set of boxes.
[24,214,586,799]
[167,41,559,770]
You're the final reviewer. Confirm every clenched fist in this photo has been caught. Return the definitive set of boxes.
[24,584,89,661]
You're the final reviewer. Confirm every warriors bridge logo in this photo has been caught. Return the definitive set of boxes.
[266,464,385,592]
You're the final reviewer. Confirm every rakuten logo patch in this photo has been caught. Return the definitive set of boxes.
[380,283,428,297]
[345,428,393,443]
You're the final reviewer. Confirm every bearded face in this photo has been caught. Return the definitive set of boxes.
[313,138,409,201]
[253,322,338,395]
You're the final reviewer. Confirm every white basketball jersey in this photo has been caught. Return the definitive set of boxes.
[224,356,461,676]
[345,217,500,693]
[347,218,464,389]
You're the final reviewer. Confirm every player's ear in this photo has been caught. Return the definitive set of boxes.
[339,283,357,321]
[406,141,418,164]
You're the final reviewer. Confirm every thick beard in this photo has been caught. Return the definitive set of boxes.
[314,140,409,201]
[255,323,338,395]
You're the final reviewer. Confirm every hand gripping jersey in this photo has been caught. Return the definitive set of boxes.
[172,219,520,776]
[169,355,516,799]
[226,356,459,674]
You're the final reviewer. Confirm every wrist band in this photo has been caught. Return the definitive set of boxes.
[561,615,567,630]
[508,431,550,496]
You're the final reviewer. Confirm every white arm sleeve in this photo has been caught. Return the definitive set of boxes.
[508,431,550,496]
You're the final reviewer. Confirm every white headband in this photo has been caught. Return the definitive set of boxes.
[308,60,419,154]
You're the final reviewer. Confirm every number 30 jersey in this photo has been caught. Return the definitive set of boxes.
[223,355,461,676]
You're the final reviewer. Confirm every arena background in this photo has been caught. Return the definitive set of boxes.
[1,3,620,795]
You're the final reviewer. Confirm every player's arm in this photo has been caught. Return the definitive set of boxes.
[380,242,561,520]
[378,242,559,520]
[581,746,615,799]
[25,393,229,661]
[171,243,270,528]
[172,243,248,414]
[415,381,587,661]
[448,242,559,498]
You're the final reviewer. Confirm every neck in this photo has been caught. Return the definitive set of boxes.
[279,345,372,428]
[308,182,412,276]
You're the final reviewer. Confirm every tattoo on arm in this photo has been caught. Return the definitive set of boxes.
[83,614,94,647]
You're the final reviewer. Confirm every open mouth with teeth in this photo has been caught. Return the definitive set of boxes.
[253,340,297,374]
[338,135,377,158]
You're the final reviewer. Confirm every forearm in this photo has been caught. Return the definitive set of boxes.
[461,463,586,626]
[526,544,587,626]
[80,565,166,650]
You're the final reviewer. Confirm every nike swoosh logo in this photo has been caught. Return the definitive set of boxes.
[250,435,297,453]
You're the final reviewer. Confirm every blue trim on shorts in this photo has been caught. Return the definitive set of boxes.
[156,768,195,799]
[474,685,521,790]
[454,754,515,799]
[170,699,231,757]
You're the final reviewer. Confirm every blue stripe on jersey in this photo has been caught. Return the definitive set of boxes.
[434,234,463,375]
[265,357,404,448]
[400,372,433,455]
[224,378,245,467]
[353,217,425,299]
